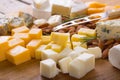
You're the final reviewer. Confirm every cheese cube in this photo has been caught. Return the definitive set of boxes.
[35,45,47,60]
[26,39,42,58]
[6,46,31,65]
[58,47,73,60]
[34,19,47,26]
[29,28,42,39]
[78,28,96,37]
[58,57,72,73]
[71,34,87,42]
[51,44,62,53]
[87,8,105,15]
[0,51,6,61]
[12,26,29,35]
[13,33,31,44]
[88,47,102,58]
[72,42,87,49]
[66,42,72,49]
[40,59,59,78]
[69,53,95,79]
[51,32,70,47]
[48,15,62,26]
[96,19,120,40]
[68,51,82,59]
[74,46,88,54]
[8,38,25,49]
[88,2,106,8]
[41,36,51,44]
[41,49,58,62]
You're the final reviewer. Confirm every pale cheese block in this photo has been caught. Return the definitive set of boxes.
[109,44,120,69]
[26,39,42,58]
[88,47,102,58]
[68,51,82,59]
[72,42,87,49]
[51,44,62,53]
[6,45,31,65]
[34,19,47,26]
[41,36,51,44]
[58,57,72,73]
[74,46,88,54]
[40,59,59,78]
[48,15,62,27]
[41,49,58,62]
[69,53,95,79]
[71,34,87,42]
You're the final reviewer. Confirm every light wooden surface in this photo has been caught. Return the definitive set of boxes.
[0,0,120,80]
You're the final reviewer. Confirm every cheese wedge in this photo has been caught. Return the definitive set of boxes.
[26,39,42,58]
[6,45,31,65]
[58,57,72,73]
[41,49,58,62]
[12,26,29,35]
[29,28,42,39]
[40,59,59,78]
[69,53,95,79]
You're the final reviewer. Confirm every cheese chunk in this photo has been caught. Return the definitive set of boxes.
[78,28,96,37]
[58,47,73,60]
[6,46,31,65]
[88,47,102,58]
[71,34,87,42]
[0,51,6,61]
[35,45,47,60]
[68,51,82,59]
[8,38,25,49]
[87,8,105,15]
[48,15,62,26]
[29,28,42,39]
[41,49,58,62]
[26,39,42,58]
[41,36,51,44]
[40,59,59,78]
[96,19,120,40]
[58,57,72,73]
[88,2,106,8]
[74,46,88,54]
[34,19,47,26]
[51,32,70,47]
[69,53,95,79]
[12,26,29,35]
[72,42,87,49]
[51,44,62,53]
[13,33,31,44]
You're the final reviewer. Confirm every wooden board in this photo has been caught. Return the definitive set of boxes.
[0,0,120,80]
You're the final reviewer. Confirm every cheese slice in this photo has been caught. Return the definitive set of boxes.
[40,59,59,78]
[6,45,31,65]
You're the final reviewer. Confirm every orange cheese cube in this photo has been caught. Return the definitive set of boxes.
[12,26,29,35]
[26,39,42,58]
[41,36,51,44]
[88,2,106,8]
[29,28,42,39]
[87,8,105,15]
[13,33,31,44]
[0,51,6,61]
[6,46,31,65]
[8,38,25,49]
[114,5,120,9]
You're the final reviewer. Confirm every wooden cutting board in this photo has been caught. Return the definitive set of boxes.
[0,0,120,80]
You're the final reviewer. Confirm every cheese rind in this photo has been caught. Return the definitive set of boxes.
[40,59,59,78]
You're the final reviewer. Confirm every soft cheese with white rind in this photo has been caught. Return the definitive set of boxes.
[69,53,95,79]
[58,57,72,73]
[88,47,102,58]
[40,59,59,78]
[109,44,120,70]
[34,19,47,26]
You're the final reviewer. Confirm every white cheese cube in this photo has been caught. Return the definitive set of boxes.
[40,59,59,78]
[41,49,58,62]
[109,44,120,69]
[48,15,62,27]
[74,46,88,54]
[58,57,72,73]
[69,53,95,79]
[88,47,102,58]
[34,19,47,26]
[96,19,120,40]
[58,47,73,60]
[68,51,82,59]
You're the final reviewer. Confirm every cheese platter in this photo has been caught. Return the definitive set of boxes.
[0,0,120,80]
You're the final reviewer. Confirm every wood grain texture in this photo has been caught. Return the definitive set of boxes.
[0,0,120,80]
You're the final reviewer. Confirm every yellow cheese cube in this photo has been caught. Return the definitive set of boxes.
[12,26,29,35]
[51,44,62,53]
[51,32,70,47]
[71,34,87,42]
[26,39,42,58]
[66,42,72,49]
[8,38,25,49]
[88,2,106,8]
[78,28,96,37]
[35,45,47,60]
[13,33,31,44]
[0,51,6,61]
[41,36,51,44]
[72,42,87,49]
[29,28,42,39]
[6,46,31,65]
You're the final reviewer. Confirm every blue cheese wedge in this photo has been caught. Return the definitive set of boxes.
[96,19,120,40]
